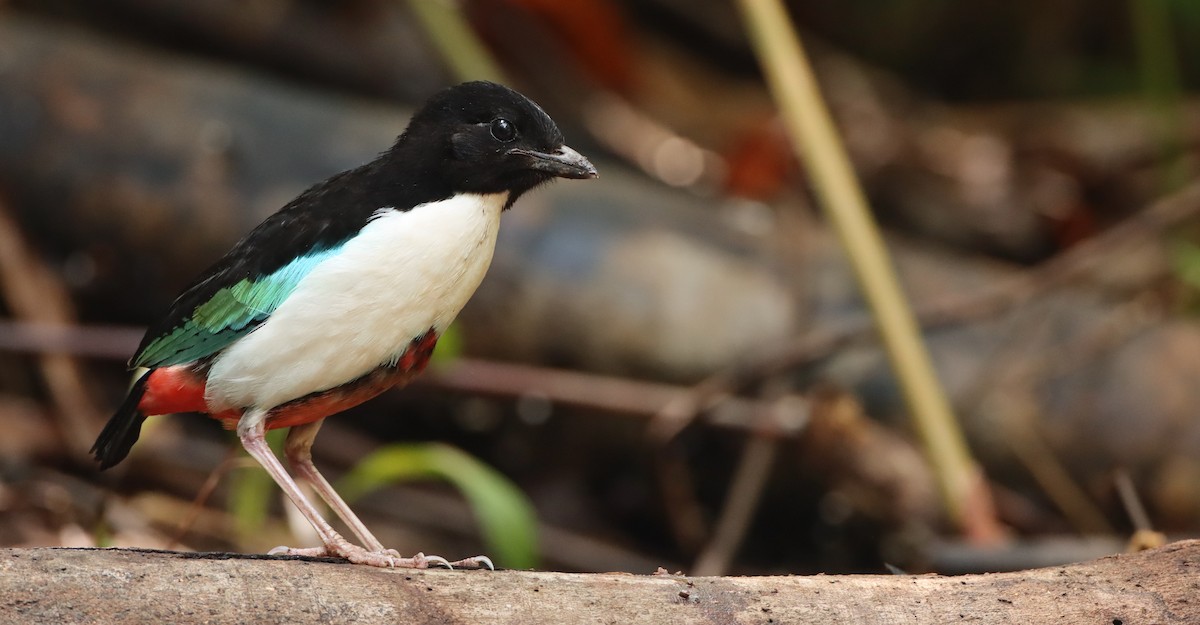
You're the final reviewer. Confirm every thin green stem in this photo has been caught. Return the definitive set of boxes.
[405,0,506,83]
[1130,0,1189,191]
[735,0,978,527]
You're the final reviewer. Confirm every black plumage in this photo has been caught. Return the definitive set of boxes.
[131,81,594,370]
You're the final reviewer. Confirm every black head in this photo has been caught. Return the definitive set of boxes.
[391,81,596,202]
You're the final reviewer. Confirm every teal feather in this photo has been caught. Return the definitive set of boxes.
[134,246,342,368]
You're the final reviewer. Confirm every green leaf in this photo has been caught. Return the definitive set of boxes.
[1169,238,1200,291]
[91,517,112,548]
[429,322,465,369]
[338,442,539,569]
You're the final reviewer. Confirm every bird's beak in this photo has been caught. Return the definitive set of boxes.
[510,145,598,179]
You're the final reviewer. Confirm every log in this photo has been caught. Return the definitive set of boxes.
[21,0,449,102]
[2,542,1197,624]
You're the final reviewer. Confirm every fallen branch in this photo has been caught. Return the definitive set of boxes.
[2,542,1197,624]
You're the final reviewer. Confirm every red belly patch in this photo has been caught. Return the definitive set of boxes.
[137,331,440,429]
[139,366,209,416]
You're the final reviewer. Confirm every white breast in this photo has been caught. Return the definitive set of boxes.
[205,192,507,410]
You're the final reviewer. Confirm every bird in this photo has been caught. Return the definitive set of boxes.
[90,80,597,568]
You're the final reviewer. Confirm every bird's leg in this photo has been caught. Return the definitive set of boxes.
[283,419,388,553]
[236,409,446,568]
[284,418,494,571]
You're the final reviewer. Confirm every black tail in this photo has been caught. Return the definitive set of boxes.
[91,371,151,470]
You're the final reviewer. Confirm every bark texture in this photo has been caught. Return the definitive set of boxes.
[2,542,1198,624]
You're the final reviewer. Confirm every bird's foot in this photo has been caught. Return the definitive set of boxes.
[443,554,496,570]
[268,542,493,570]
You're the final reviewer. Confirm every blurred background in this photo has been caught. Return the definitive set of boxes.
[0,0,1198,575]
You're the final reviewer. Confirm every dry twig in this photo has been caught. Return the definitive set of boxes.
[0,194,103,455]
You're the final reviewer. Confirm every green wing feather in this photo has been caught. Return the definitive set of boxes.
[133,247,341,368]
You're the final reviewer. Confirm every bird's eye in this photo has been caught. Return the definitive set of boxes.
[490,118,517,142]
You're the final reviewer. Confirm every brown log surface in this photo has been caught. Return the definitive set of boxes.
[2,542,1198,624]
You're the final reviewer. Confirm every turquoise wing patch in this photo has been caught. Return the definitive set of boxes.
[134,247,341,368]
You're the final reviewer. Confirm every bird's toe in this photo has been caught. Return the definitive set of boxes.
[448,555,495,570]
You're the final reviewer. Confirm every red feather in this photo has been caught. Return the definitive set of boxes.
[137,332,440,430]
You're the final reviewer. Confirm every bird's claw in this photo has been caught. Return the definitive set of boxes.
[414,552,453,569]
[267,544,492,570]
[269,545,327,557]
[449,555,495,570]
[405,553,494,570]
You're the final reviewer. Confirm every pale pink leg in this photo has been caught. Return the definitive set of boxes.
[283,418,494,570]
[237,409,448,568]
[284,419,388,552]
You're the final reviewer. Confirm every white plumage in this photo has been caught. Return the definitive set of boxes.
[205,191,508,410]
